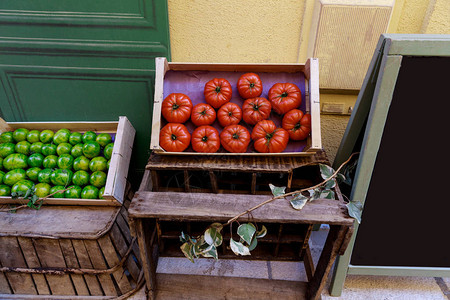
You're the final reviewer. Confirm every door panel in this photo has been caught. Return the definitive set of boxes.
[0,0,170,186]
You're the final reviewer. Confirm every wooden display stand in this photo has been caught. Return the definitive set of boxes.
[128,151,354,299]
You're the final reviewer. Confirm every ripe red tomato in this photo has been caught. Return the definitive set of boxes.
[242,97,272,125]
[191,126,220,153]
[237,73,263,99]
[268,83,301,115]
[204,78,232,109]
[251,120,289,153]
[191,103,216,126]
[217,102,242,127]
[161,93,193,123]
[282,109,311,141]
[220,125,251,153]
[159,123,191,152]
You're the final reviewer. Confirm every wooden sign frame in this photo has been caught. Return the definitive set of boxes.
[329,34,450,296]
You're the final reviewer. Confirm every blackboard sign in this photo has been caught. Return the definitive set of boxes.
[351,56,450,267]
[329,34,450,296]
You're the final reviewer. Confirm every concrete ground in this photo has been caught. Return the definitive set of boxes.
[128,226,450,299]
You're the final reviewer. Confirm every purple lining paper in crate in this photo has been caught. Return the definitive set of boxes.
[163,70,308,153]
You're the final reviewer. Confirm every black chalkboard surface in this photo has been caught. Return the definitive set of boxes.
[350,56,450,267]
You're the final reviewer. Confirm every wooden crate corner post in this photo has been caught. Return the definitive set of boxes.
[103,116,136,204]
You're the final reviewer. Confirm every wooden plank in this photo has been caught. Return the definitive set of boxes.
[209,171,218,193]
[16,237,50,295]
[151,170,160,192]
[150,57,168,152]
[33,238,75,295]
[3,121,118,133]
[138,169,153,192]
[0,206,120,239]
[0,117,12,132]
[0,237,37,295]
[0,197,121,206]
[135,219,157,297]
[103,116,136,204]
[0,259,12,294]
[71,239,103,296]
[59,239,90,296]
[306,225,348,300]
[183,170,191,193]
[303,245,315,282]
[168,60,307,73]
[155,273,307,300]
[83,240,118,296]
[146,151,328,172]
[97,234,132,294]
[305,58,322,152]
[0,295,114,299]
[251,173,257,195]
[129,192,353,226]
[109,223,140,283]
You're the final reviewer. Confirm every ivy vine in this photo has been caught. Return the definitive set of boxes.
[180,153,362,262]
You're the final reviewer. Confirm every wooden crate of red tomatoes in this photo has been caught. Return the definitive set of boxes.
[150,57,321,155]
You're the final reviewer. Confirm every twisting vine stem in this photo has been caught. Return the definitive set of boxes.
[225,152,359,225]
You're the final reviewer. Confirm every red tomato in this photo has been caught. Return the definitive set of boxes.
[191,103,216,126]
[237,73,263,99]
[268,83,301,115]
[159,123,191,152]
[251,120,289,153]
[217,102,242,127]
[204,78,232,109]
[161,93,193,123]
[220,125,251,153]
[191,126,220,153]
[242,97,272,125]
[282,109,311,141]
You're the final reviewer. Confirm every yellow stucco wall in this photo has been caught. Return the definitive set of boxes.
[167,0,449,163]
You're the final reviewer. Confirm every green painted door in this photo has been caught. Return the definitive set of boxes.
[0,0,171,185]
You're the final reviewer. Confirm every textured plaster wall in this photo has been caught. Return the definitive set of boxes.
[167,0,305,63]
[167,0,449,164]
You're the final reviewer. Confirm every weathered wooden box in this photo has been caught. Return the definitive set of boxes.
[0,116,135,206]
[150,57,321,156]
[0,186,143,298]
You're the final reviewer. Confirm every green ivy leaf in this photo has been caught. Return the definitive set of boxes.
[24,188,32,199]
[324,179,336,189]
[248,237,258,251]
[290,193,308,210]
[30,194,39,204]
[180,232,189,243]
[320,189,335,199]
[230,238,251,256]
[269,184,286,197]
[346,200,363,224]
[204,226,223,247]
[256,225,267,239]
[237,223,256,245]
[336,173,346,183]
[319,164,334,180]
[200,244,218,260]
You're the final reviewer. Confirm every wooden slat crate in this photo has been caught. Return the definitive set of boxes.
[144,150,329,195]
[129,151,354,299]
[0,116,135,206]
[0,185,143,299]
[132,150,341,279]
[150,57,321,156]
